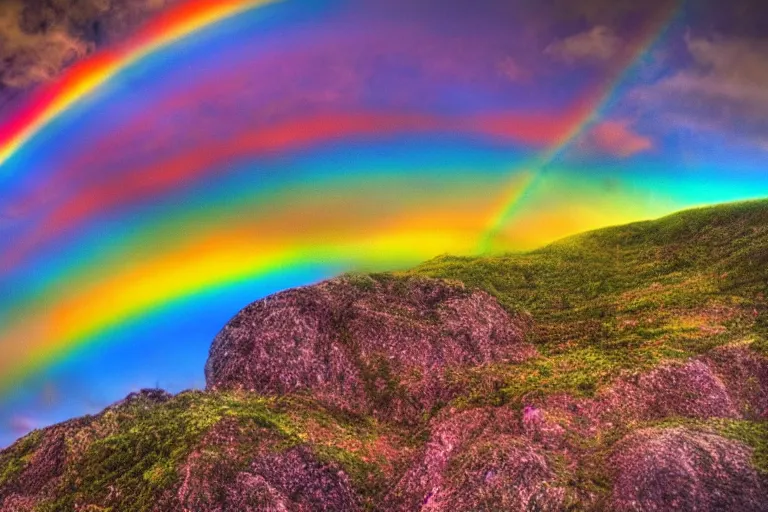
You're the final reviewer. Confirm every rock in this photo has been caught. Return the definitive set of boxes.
[178,444,361,512]
[173,416,362,511]
[610,427,768,512]
[0,494,37,512]
[0,417,94,510]
[3,271,768,511]
[205,275,534,422]
[388,407,564,511]
[109,388,173,410]
[598,359,740,424]
[704,345,768,419]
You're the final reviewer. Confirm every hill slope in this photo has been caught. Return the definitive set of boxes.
[1,200,767,511]
[408,199,768,405]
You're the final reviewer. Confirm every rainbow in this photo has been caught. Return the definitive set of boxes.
[477,0,686,252]
[0,0,281,172]
[0,166,508,390]
[0,0,764,413]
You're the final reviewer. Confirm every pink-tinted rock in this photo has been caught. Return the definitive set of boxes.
[0,419,91,510]
[171,414,362,512]
[704,345,768,419]
[3,272,768,511]
[388,406,565,511]
[520,404,567,448]
[432,433,564,511]
[610,427,768,512]
[599,359,739,424]
[0,494,37,512]
[205,276,534,422]
[178,444,361,512]
[110,388,173,409]
[388,408,504,510]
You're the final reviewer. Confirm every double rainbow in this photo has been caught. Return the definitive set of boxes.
[0,0,687,394]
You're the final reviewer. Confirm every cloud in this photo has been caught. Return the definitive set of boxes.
[0,1,90,88]
[496,56,530,82]
[545,26,620,64]
[586,119,653,158]
[683,32,768,103]
[0,0,173,89]
[632,32,768,150]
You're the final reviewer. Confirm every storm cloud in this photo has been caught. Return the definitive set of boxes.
[0,0,173,90]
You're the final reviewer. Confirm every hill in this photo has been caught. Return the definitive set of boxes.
[1,200,767,511]
[408,199,768,403]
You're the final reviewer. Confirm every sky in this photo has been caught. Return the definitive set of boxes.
[0,0,767,446]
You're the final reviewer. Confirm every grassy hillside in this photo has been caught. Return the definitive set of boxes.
[0,391,411,511]
[2,199,767,511]
[406,199,768,405]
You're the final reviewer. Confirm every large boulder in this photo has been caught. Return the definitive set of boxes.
[597,359,740,425]
[205,275,535,422]
[609,427,768,512]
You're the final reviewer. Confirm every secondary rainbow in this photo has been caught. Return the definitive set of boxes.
[477,0,686,252]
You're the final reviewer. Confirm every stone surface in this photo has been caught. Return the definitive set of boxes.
[205,275,535,423]
[2,275,767,511]
[388,407,565,511]
[610,427,768,512]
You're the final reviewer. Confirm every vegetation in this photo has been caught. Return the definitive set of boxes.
[0,429,42,488]
[32,392,406,511]
[2,199,767,510]
[408,199,768,406]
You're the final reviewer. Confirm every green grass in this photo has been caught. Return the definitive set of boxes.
[716,419,768,474]
[0,429,42,488]
[31,392,402,512]
[408,199,768,406]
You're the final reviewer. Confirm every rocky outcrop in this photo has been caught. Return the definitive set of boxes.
[170,415,363,511]
[205,275,535,423]
[0,417,93,511]
[531,345,768,435]
[2,275,767,511]
[610,427,768,511]
[177,443,361,512]
[597,359,741,424]
[388,407,565,511]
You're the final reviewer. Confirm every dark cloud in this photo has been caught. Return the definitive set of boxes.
[538,0,768,42]
[547,0,670,23]
[685,0,768,38]
[536,0,678,33]
[0,0,174,90]
[0,0,89,88]
[539,0,768,152]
